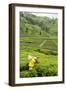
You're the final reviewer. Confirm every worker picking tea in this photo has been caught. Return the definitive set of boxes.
[28,55,38,70]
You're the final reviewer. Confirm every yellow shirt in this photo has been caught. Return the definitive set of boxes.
[28,57,36,68]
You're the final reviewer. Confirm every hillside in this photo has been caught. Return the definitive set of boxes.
[20,12,58,38]
[20,12,58,77]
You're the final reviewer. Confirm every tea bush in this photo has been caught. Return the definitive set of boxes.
[20,69,38,77]
[20,63,29,71]
[20,63,58,77]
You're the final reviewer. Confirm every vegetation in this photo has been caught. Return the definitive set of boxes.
[20,12,58,77]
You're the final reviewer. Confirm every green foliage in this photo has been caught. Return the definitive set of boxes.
[20,12,58,37]
[20,12,58,78]
[20,49,58,77]
[20,71,30,77]
[20,63,58,77]
[37,49,57,55]
[20,69,38,77]
[20,63,29,71]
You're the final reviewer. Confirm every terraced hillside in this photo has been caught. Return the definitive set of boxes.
[20,12,58,77]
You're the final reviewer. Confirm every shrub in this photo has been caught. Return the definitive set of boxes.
[20,63,58,77]
[29,69,38,77]
[20,69,38,77]
[35,64,58,77]
[35,64,46,76]
[20,63,29,71]
[20,71,30,77]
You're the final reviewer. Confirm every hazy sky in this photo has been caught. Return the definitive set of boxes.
[31,12,58,19]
